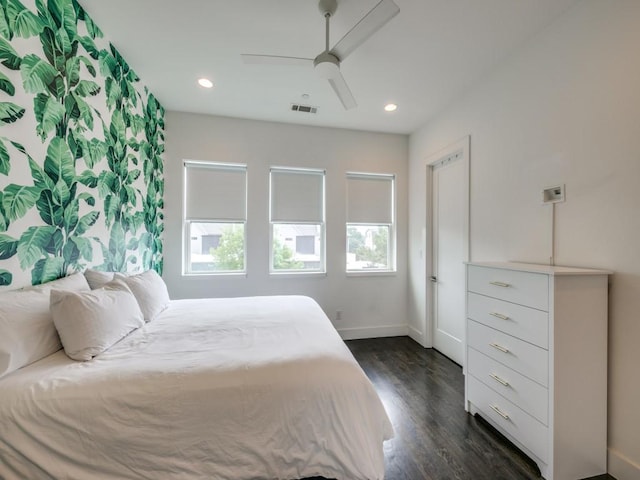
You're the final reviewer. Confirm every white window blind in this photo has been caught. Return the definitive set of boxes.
[346,173,394,224]
[184,161,247,221]
[270,168,324,223]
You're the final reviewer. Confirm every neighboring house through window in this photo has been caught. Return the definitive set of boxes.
[296,235,315,255]
[201,234,221,253]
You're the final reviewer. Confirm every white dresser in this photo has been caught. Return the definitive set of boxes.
[464,262,610,480]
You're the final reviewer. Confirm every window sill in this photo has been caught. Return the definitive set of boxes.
[182,272,247,278]
[269,271,327,279]
[346,270,397,277]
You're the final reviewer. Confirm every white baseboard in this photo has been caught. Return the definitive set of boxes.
[408,325,426,347]
[608,448,640,480]
[338,324,408,340]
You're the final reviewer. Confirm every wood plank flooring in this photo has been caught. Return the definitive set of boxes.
[344,336,616,480]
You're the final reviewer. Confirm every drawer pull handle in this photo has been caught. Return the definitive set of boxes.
[489,373,510,387]
[489,312,510,321]
[489,343,510,354]
[490,281,511,288]
[490,404,510,420]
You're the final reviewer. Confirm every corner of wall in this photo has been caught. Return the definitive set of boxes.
[608,448,640,480]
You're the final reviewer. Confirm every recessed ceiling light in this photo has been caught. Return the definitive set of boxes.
[198,78,213,89]
[384,103,397,112]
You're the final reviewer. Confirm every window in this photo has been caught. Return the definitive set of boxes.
[270,167,325,273]
[183,161,247,274]
[346,173,395,272]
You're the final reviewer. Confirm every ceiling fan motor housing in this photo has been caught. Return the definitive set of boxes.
[314,52,340,79]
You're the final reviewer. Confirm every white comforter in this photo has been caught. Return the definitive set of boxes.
[0,295,393,480]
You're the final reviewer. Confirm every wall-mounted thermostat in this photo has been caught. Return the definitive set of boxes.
[542,184,565,204]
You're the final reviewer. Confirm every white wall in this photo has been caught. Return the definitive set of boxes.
[165,112,409,339]
[408,1,640,477]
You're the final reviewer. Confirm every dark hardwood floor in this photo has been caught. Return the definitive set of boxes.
[345,336,616,480]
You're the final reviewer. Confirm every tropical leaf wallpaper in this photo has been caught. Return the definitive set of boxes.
[0,0,164,289]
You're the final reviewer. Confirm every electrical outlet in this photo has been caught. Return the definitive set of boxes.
[335,310,342,322]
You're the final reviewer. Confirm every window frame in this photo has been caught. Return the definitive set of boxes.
[269,167,326,275]
[182,160,248,276]
[345,172,396,274]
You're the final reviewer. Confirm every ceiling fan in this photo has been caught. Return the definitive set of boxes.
[241,0,400,110]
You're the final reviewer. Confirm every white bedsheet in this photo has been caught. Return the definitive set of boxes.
[0,295,393,480]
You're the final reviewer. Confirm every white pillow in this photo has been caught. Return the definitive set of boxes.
[26,271,91,293]
[0,288,60,378]
[115,270,170,322]
[83,269,115,290]
[0,273,91,378]
[50,280,145,361]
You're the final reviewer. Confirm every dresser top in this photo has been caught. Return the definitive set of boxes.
[466,261,612,276]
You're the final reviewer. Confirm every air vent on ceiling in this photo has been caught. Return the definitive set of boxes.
[291,104,318,114]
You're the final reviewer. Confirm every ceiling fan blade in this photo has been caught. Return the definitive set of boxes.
[241,54,314,67]
[330,0,400,61]
[327,70,357,110]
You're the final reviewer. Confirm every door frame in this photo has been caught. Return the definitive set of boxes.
[424,136,470,363]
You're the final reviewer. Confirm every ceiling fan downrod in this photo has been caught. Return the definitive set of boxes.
[319,0,337,53]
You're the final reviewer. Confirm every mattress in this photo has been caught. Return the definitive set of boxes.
[0,295,393,479]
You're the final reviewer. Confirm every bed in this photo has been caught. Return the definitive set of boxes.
[0,289,393,480]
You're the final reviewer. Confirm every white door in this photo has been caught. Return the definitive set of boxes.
[429,143,468,365]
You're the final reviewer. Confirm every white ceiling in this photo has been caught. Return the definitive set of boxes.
[80,0,579,135]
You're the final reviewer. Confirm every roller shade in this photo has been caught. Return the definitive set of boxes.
[270,168,324,223]
[346,173,394,224]
[184,162,247,221]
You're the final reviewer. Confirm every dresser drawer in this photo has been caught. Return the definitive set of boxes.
[467,265,549,311]
[467,347,548,425]
[467,320,548,387]
[468,375,548,462]
[467,292,549,349]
